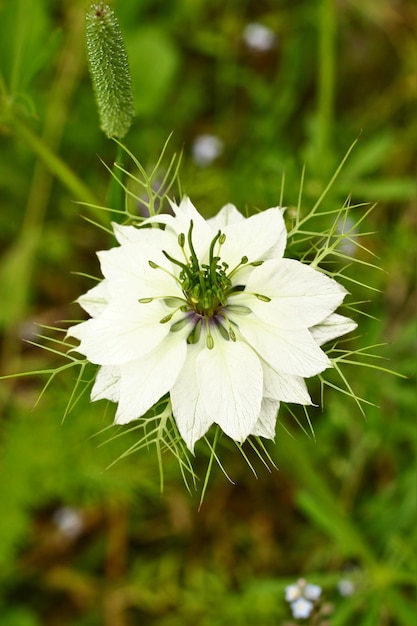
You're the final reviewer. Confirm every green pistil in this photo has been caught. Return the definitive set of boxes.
[208,230,222,280]
[187,220,199,270]
[172,223,233,318]
[162,250,191,277]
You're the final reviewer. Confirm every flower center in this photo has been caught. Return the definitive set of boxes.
[140,220,269,349]
[172,222,233,317]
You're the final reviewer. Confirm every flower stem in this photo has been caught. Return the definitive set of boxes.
[316,0,336,170]
[12,116,99,207]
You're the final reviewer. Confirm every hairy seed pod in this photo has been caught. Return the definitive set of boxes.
[85,3,135,138]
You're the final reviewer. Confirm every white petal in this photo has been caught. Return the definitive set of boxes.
[143,197,213,264]
[292,598,314,620]
[220,207,287,271]
[174,197,213,259]
[250,398,279,439]
[244,259,347,329]
[208,203,244,229]
[262,362,312,405]
[67,299,174,365]
[112,222,140,245]
[196,333,263,443]
[170,344,213,451]
[112,222,170,248]
[98,241,180,299]
[114,331,188,424]
[310,313,358,346]
[77,280,109,317]
[237,315,331,377]
[172,196,210,230]
[263,206,287,260]
[91,365,121,402]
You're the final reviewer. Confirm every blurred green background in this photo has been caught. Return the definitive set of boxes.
[0,0,416,624]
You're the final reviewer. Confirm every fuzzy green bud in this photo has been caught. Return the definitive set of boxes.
[86,3,135,138]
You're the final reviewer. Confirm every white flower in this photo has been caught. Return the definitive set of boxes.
[191,134,224,167]
[243,22,277,52]
[304,583,322,601]
[67,198,357,451]
[52,507,84,539]
[285,583,302,602]
[291,597,314,619]
[337,578,355,596]
[285,579,322,619]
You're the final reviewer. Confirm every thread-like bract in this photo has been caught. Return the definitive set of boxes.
[86,3,135,138]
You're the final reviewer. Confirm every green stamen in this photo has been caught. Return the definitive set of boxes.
[206,333,214,350]
[164,297,183,308]
[217,323,230,341]
[255,293,271,302]
[227,257,250,280]
[187,318,202,344]
[170,317,189,332]
[159,314,174,324]
[217,311,237,342]
[204,317,214,349]
[226,304,251,315]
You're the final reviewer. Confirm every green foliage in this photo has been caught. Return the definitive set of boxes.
[0,0,415,625]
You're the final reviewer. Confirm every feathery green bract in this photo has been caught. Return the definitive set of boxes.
[85,3,134,138]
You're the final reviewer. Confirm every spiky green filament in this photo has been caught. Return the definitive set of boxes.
[86,3,135,138]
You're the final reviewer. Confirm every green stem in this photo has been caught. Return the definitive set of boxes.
[106,143,126,213]
[317,0,336,167]
[12,116,99,206]
[10,0,27,94]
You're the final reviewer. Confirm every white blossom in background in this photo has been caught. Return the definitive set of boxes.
[67,198,357,451]
[191,134,224,167]
[291,597,314,619]
[337,578,355,596]
[285,582,303,603]
[336,214,358,256]
[243,22,277,52]
[304,583,322,601]
[52,507,84,539]
[285,579,322,619]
